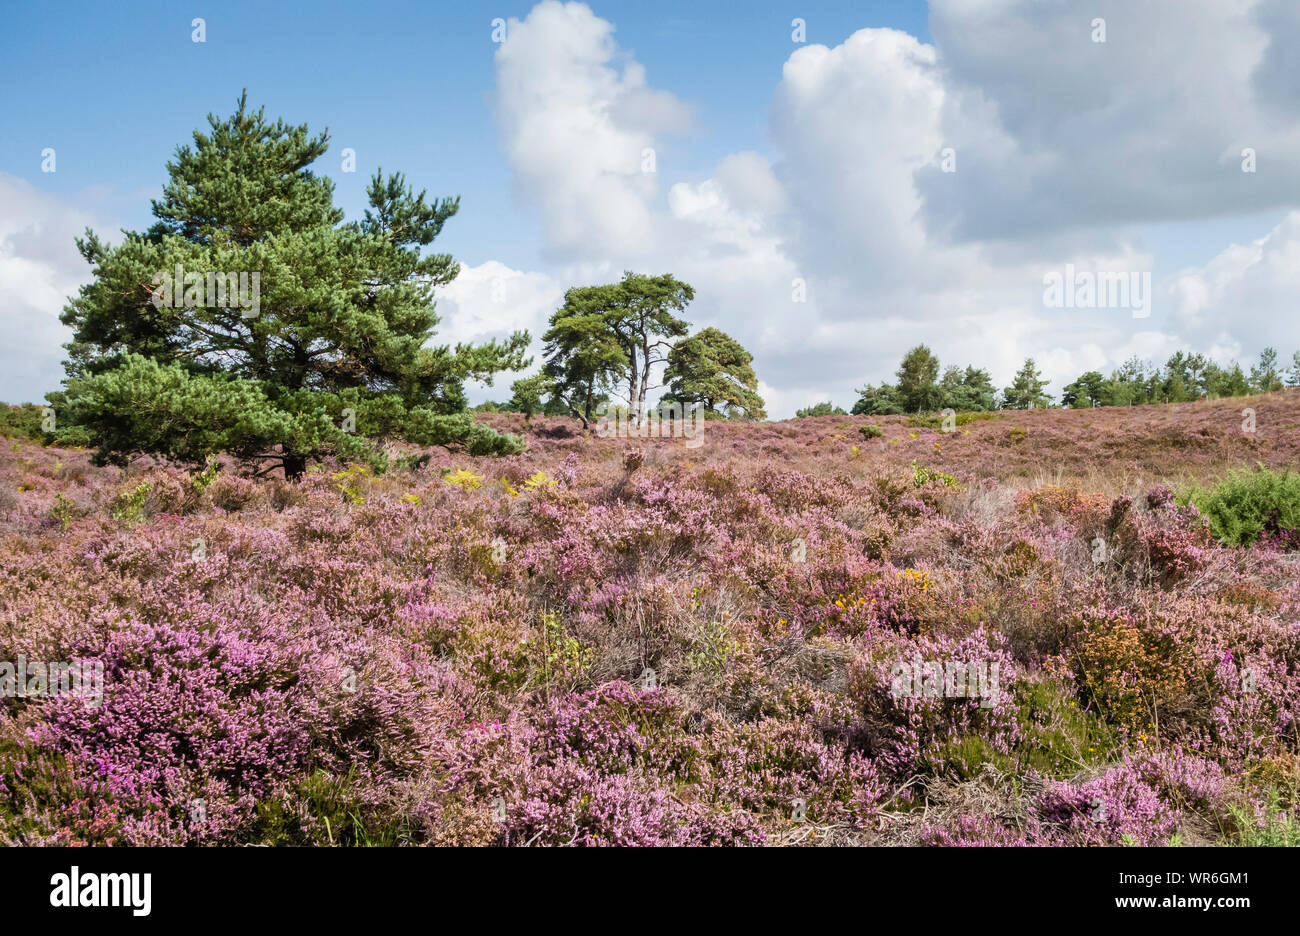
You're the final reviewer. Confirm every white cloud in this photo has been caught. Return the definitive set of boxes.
[1167,210,1300,361]
[493,0,693,262]
[0,174,105,403]
[433,260,566,402]
[483,1,1300,416]
[920,0,1300,239]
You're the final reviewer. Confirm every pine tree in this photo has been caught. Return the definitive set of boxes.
[1061,371,1104,408]
[851,383,903,415]
[940,365,997,411]
[1250,347,1284,394]
[664,327,765,419]
[1003,358,1050,409]
[896,345,943,413]
[540,272,692,425]
[509,374,549,422]
[51,93,529,476]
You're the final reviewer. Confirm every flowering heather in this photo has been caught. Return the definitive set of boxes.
[2,392,1299,846]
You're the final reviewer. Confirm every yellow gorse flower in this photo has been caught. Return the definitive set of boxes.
[902,568,934,591]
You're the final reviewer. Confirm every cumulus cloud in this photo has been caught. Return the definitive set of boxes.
[436,260,563,347]
[433,260,567,401]
[1167,210,1300,362]
[0,174,105,404]
[475,1,1300,416]
[493,0,693,262]
[920,0,1300,240]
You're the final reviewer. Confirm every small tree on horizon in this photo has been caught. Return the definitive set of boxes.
[795,401,846,418]
[1002,358,1051,409]
[940,364,998,411]
[1250,347,1284,394]
[896,345,943,413]
[1061,370,1104,408]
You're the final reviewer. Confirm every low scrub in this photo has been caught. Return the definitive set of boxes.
[1180,466,1300,547]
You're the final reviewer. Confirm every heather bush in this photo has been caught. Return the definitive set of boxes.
[849,628,1022,778]
[1065,608,1193,738]
[919,814,1031,847]
[1037,763,1180,846]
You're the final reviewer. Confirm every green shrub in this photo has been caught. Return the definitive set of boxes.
[48,493,75,533]
[0,403,46,442]
[859,424,884,440]
[1222,790,1300,846]
[906,411,1000,430]
[911,459,959,488]
[1180,466,1300,546]
[112,481,153,526]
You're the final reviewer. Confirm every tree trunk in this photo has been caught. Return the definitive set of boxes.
[636,333,655,427]
[627,346,640,427]
[282,454,307,480]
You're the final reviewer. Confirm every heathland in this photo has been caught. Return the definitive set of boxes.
[2,392,1298,845]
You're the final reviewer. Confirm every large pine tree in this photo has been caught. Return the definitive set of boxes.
[52,93,530,476]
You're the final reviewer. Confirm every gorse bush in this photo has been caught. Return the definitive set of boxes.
[1180,467,1300,546]
[911,460,959,488]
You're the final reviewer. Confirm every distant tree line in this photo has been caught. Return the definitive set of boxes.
[849,345,1019,415]
[802,345,1300,418]
[1059,348,1296,408]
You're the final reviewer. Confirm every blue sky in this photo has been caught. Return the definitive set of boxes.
[3,0,1299,415]
[1,0,929,269]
